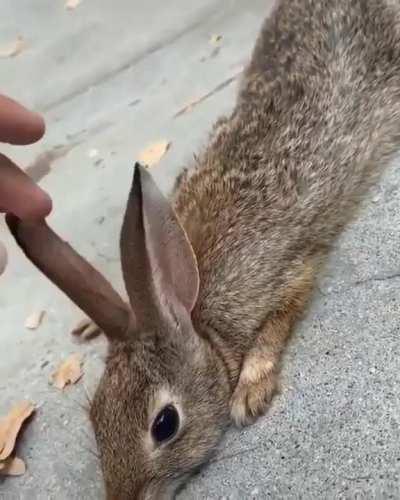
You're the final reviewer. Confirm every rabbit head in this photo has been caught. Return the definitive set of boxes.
[7,164,230,499]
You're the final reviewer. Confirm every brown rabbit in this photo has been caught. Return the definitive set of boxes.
[8,0,400,497]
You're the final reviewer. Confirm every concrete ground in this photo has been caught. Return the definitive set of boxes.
[1,0,400,498]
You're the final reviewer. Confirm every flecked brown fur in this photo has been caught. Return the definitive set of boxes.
[12,1,400,498]
[94,1,400,497]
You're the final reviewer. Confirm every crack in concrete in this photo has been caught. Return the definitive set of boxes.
[319,270,400,296]
[40,3,222,112]
[353,271,400,285]
[173,72,241,118]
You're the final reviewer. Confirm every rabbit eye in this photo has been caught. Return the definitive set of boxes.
[151,405,179,444]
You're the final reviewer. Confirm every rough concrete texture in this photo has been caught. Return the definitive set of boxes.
[1,0,400,498]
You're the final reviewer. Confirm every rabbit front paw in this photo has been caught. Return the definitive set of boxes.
[230,356,279,427]
[71,317,102,342]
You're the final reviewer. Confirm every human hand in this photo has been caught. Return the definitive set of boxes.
[0,94,52,275]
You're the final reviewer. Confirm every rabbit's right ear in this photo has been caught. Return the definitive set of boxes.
[120,164,199,328]
[6,214,134,340]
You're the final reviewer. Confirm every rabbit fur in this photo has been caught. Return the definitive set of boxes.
[8,1,400,498]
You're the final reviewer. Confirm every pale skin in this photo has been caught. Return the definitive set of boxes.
[0,94,51,275]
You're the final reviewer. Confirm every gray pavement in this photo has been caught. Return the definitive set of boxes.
[1,1,400,498]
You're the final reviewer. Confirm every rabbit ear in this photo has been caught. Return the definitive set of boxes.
[6,214,134,340]
[120,163,199,327]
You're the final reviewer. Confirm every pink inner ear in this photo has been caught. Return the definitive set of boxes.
[143,207,199,313]
[120,164,199,324]
[7,214,134,340]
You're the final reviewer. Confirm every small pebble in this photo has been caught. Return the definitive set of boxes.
[95,216,106,225]
[88,148,98,158]
[210,34,223,44]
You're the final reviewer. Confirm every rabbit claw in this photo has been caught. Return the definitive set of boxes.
[230,356,279,427]
[71,317,102,342]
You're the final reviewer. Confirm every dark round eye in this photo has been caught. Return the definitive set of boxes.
[151,405,180,444]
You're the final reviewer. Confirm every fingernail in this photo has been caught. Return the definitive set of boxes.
[32,113,46,141]
[0,241,8,275]
[36,189,52,218]
[20,188,53,221]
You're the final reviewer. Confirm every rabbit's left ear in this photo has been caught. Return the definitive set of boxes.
[120,163,199,327]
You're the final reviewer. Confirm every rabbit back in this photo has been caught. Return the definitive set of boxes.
[173,0,400,349]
